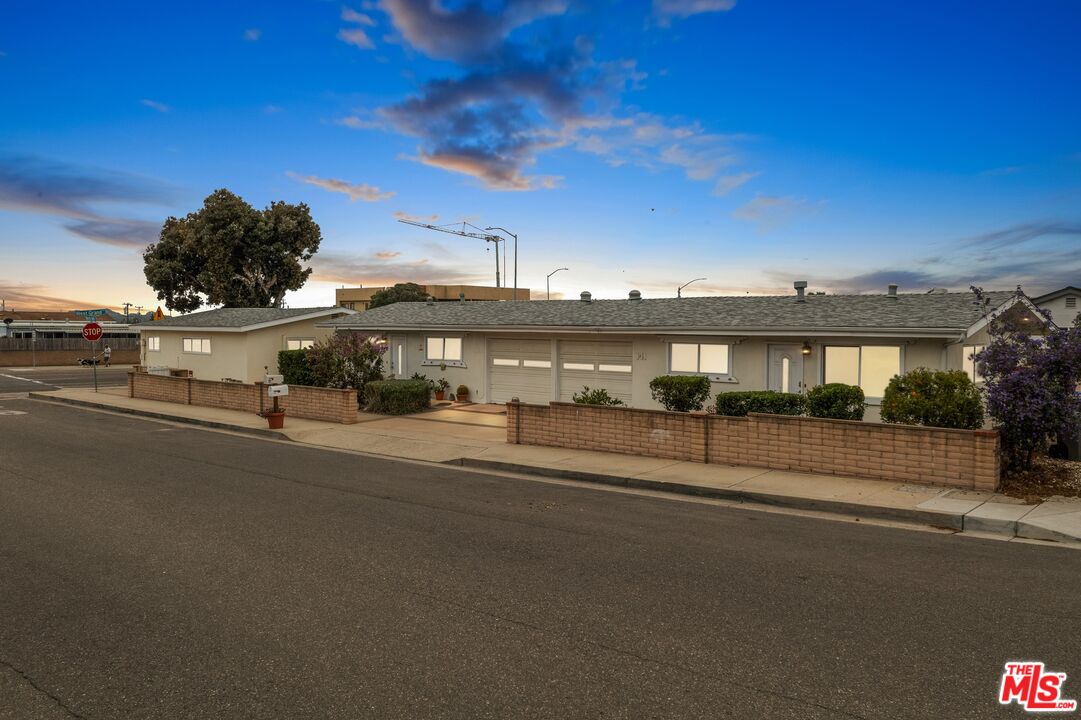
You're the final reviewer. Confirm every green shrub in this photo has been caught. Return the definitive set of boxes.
[714,390,805,416]
[363,379,431,415]
[880,368,984,429]
[649,375,712,412]
[572,386,625,406]
[277,349,315,386]
[806,383,865,420]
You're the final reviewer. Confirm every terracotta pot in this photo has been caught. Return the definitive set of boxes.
[435,391,446,401]
[265,411,285,429]
[457,392,470,403]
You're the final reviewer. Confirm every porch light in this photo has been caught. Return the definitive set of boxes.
[801,342,813,356]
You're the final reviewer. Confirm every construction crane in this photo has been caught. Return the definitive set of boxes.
[397,219,504,288]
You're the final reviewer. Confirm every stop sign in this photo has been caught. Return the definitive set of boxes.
[82,322,103,342]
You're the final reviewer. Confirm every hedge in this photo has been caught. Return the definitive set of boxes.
[649,375,711,412]
[572,386,624,406]
[880,368,984,429]
[805,383,865,420]
[363,379,431,415]
[714,391,806,417]
[277,349,315,386]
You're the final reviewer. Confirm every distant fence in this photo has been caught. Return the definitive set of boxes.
[0,337,139,352]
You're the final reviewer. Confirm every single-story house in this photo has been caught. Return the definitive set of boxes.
[1033,285,1080,328]
[321,284,1042,421]
[136,307,355,383]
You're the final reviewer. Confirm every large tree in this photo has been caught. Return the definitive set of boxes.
[144,189,321,312]
[368,283,430,309]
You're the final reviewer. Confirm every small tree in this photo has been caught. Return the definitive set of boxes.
[649,375,711,412]
[572,386,624,406]
[973,286,1081,472]
[880,369,983,429]
[369,283,430,309]
[306,333,387,397]
[806,383,865,421]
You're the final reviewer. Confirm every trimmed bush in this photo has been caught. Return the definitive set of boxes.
[572,386,624,406]
[714,391,805,417]
[278,349,315,386]
[649,375,712,412]
[806,383,865,421]
[364,379,431,415]
[880,368,984,429]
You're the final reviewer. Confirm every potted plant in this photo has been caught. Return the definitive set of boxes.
[435,377,451,401]
[261,395,286,429]
[455,384,470,403]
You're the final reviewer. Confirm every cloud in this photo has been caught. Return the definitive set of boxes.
[243,28,262,41]
[339,6,376,49]
[0,281,103,311]
[380,0,569,64]
[263,104,284,114]
[0,155,173,248]
[310,252,487,286]
[287,172,395,202]
[374,251,401,259]
[732,195,810,229]
[957,221,1081,251]
[712,171,759,196]
[653,0,737,25]
[394,210,438,223]
[342,8,375,25]
[337,114,383,130]
[140,99,170,113]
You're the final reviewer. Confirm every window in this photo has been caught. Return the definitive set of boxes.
[823,345,900,399]
[523,359,551,369]
[492,358,519,367]
[341,302,356,310]
[425,336,462,363]
[286,338,315,350]
[598,364,632,373]
[146,336,160,352]
[182,337,211,354]
[962,345,986,383]
[669,342,730,377]
[563,362,594,371]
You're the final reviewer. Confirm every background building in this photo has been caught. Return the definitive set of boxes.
[335,285,530,311]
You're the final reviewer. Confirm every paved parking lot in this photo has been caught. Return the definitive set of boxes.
[0,365,131,393]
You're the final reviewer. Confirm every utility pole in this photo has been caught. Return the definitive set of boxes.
[122,302,132,321]
[678,277,707,298]
[546,267,568,301]
[398,220,503,288]
[486,227,518,301]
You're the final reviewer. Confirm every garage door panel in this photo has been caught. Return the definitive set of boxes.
[488,338,552,404]
[558,341,633,405]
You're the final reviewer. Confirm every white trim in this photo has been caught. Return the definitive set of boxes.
[324,323,967,339]
[137,308,355,334]
[666,340,735,383]
[964,295,1053,337]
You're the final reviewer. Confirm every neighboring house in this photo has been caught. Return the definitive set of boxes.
[336,284,530,311]
[321,284,1037,421]
[1033,286,1081,328]
[137,307,355,383]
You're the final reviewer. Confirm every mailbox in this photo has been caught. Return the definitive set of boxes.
[264,374,284,385]
[267,384,289,398]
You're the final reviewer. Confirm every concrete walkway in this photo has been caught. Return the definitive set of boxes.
[28,387,1081,547]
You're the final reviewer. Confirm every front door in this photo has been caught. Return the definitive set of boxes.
[390,336,407,378]
[768,344,803,394]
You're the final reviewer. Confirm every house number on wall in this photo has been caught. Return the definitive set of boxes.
[637,352,647,361]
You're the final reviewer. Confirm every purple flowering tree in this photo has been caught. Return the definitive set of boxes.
[972,286,1081,472]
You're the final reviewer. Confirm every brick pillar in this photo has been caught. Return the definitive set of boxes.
[127,370,135,398]
[972,430,1001,492]
[507,399,520,444]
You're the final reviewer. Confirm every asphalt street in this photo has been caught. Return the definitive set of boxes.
[1,398,1079,719]
[0,366,131,394]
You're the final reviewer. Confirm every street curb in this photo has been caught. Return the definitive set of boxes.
[451,458,964,530]
[27,393,291,441]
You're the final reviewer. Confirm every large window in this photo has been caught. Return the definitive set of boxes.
[823,345,900,399]
[286,338,315,350]
[146,336,160,352]
[669,342,730,377]
[182,337,211,354]
[962,345,986,383]
[426,336,463,362]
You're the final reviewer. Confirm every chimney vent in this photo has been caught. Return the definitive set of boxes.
[794,280,808,303]
[458,292,465,304]
[426,296,434,306]
[887,284,898,298]
[580,291,592,303]
[628,290,642,301]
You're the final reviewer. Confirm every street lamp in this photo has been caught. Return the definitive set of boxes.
[546,267,569,301]
[677,277,707,298]
[485,226,519,301]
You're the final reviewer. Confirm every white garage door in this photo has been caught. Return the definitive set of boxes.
[558,341,633,405]
[488,338,553,404]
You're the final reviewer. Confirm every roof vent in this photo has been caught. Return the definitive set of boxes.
[426,296,434,306]
[458,292,465,304]
[628,290,642,301]
[794,280,808,303]
[887,284,898,298]
[926,287,948,294]
[580,291,592,303]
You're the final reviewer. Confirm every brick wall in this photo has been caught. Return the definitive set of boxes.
[507,402,1000,491]
[0,349,139,367]
[129,370,357,424]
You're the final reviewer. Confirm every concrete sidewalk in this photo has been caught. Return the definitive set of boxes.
[28,387,1081,547]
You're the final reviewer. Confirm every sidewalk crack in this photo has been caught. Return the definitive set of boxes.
[0,655,86,719]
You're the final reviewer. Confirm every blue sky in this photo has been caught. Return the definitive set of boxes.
[2,0,1079,311]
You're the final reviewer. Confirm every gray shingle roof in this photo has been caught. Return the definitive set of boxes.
[323,291,1017,334]
[142,307,344,329]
